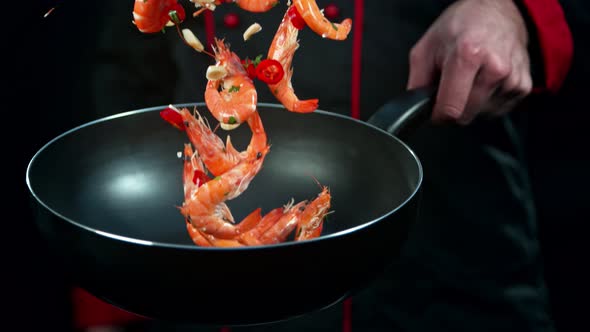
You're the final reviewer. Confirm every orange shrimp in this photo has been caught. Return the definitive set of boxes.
[191,0,277,15]
[238,207,284,245]
[256,200,309,245]
[182,143,235,223]
[266,5,319,113]
[178,107,266,176]
[179,106,270,240]
[235,0,279,13]
[133,0,182,33]
[180,145,269,239]
[205,39,258,128]
[293,0,352,40]
[295,186,331,241]
[186,208,263,247]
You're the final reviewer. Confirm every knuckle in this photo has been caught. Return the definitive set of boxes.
[455,36,483,65]
[486,54,511,80]
[504,74,520,91]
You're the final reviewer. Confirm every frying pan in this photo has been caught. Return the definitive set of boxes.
[26,88,433,326]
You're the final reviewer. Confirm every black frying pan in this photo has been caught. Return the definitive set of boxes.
[26,88,433,326]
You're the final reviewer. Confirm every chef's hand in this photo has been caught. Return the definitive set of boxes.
[407,0,532,125]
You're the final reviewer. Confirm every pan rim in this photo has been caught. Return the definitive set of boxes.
[26,102,423,251]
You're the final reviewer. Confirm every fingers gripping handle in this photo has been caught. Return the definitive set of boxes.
[367,87,436,140]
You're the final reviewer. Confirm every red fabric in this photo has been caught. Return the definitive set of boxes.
[72,287,146,329]
[350,0,364,120]
[521,0,574,93]
[204,10,216,52]
[344,0,365,330]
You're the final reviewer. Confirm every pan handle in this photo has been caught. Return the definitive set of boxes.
[367,86,436,140]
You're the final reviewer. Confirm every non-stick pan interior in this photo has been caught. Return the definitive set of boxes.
[27,103,421,246]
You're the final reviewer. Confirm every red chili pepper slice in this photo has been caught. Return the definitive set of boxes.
[255,59,284,84]
[192,170,211,187]
[160,107,186,131]
[287,5,306,30]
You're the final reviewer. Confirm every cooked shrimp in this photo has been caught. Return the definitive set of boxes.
[266,6,319,113]
[295,186,331,241]
[204,39,258,128]
[180,145,269,239]
[238,207,284,245]
[187,223,245,247]
[182,143,235,224]
[178,107,267,176]
[133,0,183,33]
[235,0,279,13]
[186,207,262,247]
[257,200,309,245]
[180,108,241,176]
[293,0,352,40]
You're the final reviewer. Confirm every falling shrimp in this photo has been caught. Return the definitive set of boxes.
[132,0,186,33]
[191,0,278,16]
[166,106,332,247]
[204,39,258,129]
[293,0,352,40]
[235,0,279,13]
[265,5,319,113]
[179,121,270,239]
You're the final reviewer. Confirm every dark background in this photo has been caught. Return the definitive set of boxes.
[10,1,589,331]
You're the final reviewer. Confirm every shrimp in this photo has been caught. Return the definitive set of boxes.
[186,208,263,247]
[133,0,183,33]
[266,5,319,113]
[178,106,266,176]
[256,200,308,245]
[255,186,331,245]
[182,143,235,224]
[178,105,269,240]
[235,0,279,13]
[204,39,258,128]
[173,108,331,247]
[295,186,331,241]
[180,144,269,239]
[293,0,352,40]
[190,0,277,15]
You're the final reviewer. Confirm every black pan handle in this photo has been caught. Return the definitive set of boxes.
[367,86,436,140]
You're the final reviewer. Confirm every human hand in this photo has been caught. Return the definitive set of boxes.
[407,0,532,125]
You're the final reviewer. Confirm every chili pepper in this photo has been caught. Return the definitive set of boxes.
[287,5,306,30]
[255,59,284,84]
[192,170,211,187]
[241,55,262,80]
[160,107,186,131]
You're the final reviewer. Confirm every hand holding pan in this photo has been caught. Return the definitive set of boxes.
[26,88,434,326]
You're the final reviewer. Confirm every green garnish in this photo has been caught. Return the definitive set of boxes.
[169,10,180,24]
[253,54,263,66]
[228,85,240,93]
[228,116,237,124]
[331,22,338,31]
